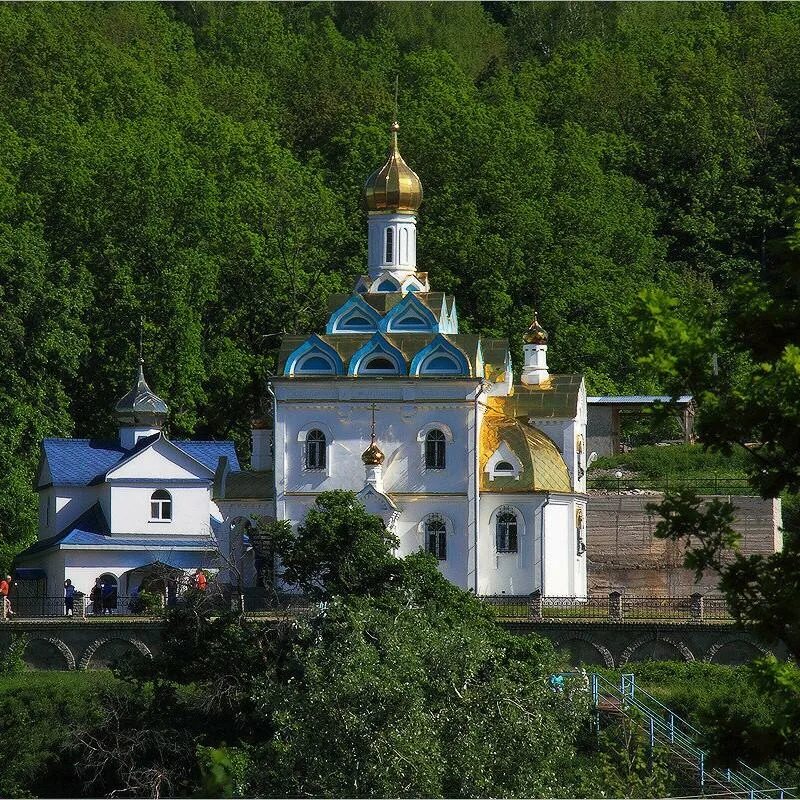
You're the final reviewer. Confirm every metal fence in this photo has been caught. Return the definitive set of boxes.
[5,595,151,618]
[588,475,753,495]
[4,591,734,624]
[482,592,733,623]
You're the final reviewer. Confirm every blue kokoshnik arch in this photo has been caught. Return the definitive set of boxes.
[284,335,345,376]
[348,333,407,376]
[380,293,439,334]
[326,295,382,334]
[409,335,471,376]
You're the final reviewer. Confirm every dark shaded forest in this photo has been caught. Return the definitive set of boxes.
[3,1,800,564]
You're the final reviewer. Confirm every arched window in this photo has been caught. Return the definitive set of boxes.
[425,516,447,561]
[425,429,446,470]
[305,429,326,470]
[150,490,172,521]
[385,227,394,263]
[494,461,515,473]
[496,510,518,553]
[361,355,398,374]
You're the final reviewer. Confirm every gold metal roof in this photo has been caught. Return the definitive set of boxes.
[502,375,583,418]
[480,401,572,493]
[363,122,423,214]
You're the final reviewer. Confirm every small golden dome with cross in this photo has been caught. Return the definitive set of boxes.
[523,312,548,345]
[363,122,423,214]
[362,440,385,466]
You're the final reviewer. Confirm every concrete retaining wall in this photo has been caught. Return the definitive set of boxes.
[586,494,782,594]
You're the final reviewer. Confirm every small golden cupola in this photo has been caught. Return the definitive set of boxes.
[363,122,423,214]
[362,436,385,466]
[521,311,550,386]
[523,312,548,345]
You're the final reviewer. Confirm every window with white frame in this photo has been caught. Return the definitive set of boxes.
[385,227,394,262]
[425,429,446,470]
[424,515,447,560]
[150,489,172,521]
[495,508,518,553]
[486,443,523,481]
[305,429,327,470]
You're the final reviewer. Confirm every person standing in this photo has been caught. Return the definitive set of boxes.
[90,578,102,616]
[193,568,207,592]
[0,575,13,619]
[64,579,75,616]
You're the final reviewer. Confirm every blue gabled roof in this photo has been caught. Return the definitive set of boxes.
[15,503,220,560]
[16,503,110,557]
[42,436,240,487]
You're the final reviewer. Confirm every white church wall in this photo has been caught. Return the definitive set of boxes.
[394,498,470,587]
[542,498,586,597]
[63,549,218,596]
[107,439,213,482]
[49,486,100,538]
[107,483,214,535]
[478,494,547,595]
[274,380,481,501]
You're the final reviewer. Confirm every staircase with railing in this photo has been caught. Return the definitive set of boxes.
[584,672,794,799]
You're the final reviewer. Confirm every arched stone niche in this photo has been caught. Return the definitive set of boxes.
[22,636,75,671]
[619,635,695,665]
[554,634,615,668]
[79,637,152,670]
[705,635,770,666]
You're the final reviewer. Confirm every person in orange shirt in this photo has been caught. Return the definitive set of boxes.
[193,568,207,592]
[0,575,13,619]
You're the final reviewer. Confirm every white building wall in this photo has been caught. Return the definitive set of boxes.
[107,483,214,535]
[46,487,100,538]
[62,549,215,596]
[478,494,546,595]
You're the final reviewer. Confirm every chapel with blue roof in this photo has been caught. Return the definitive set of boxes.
[14,358,243,602]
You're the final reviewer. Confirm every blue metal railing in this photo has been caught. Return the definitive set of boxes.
[584,672,795,799]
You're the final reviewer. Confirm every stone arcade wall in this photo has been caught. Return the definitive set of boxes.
[586,495,782,594]
[1,618,788,671]
[506,621,790,669]
[0,619,163,671]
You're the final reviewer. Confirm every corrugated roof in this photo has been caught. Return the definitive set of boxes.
[587,395,693,405]
[499,375,583,419]
[42,437,240,487]
[222,470,274,500]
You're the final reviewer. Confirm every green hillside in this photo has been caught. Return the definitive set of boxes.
[3,2,800,564]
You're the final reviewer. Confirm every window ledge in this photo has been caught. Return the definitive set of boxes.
[148,520,172,524]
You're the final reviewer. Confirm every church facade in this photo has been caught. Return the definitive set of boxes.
[259,122,588,597]
[14,364,240,603]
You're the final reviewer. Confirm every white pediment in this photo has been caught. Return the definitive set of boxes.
[106,437,213,482]
[357,484,400,530]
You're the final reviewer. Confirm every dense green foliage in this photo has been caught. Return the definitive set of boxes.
[4,2,800,563]
[0,671,118,797]
[69,492,591,797]
[599,662,800,786]
[591,443,751,481]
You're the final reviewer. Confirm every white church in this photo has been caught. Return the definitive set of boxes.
[15,122,588,602]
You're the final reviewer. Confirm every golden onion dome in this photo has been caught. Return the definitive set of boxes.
[362,439,385,466]
[363,122,423,214]
[523,312,548,345]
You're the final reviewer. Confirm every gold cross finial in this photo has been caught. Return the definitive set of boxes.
[370,402,378,444]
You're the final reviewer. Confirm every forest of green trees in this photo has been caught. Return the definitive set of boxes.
[4,1,800,565]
